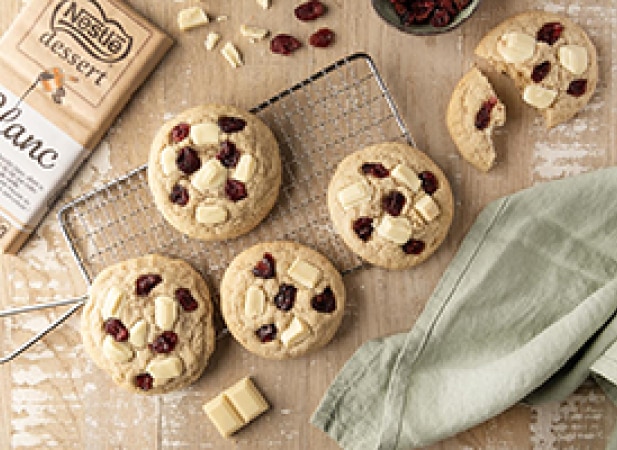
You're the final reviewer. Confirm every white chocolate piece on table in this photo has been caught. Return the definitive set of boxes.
[281,316,310,348]
[101,286,123,320]
[196,205,228,224]
[177,7,209,31]
[240,24,269,41]
[377,216,413,245]
[224,377,270,423]
[558,45,588,75]
[216,15,229,22]
[256,0,270,9]
[128,320,148,348]
[221,42,243,68]
[205,32,221,51]
[102,335,133,363]
[203,395,245,437]
[497,32,536,63]
[288,258,321,289]
[190,122,219,145]
[233,154,256,182]
[414,196,441,222]
[192,159,227,192]
[337,180,372,210]
[391,164,422,192]
[523,85,558,110]
[160,146,177,176]
[154,296,178,330]
[146,356,184,379]
[245,285,265,317]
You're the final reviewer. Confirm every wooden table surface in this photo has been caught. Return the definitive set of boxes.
[2,0,616,448]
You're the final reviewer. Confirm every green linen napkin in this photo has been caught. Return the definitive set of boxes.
[312,167,617,450]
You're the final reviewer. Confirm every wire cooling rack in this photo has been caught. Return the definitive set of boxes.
[58,53,413,288]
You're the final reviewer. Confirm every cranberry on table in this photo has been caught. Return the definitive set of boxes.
[176,147,201,175]
[271,34,302,56]
[170,184,189,206]
[309,28,335,48]
[361,162,390,178]
[274,284,297,311]
[218,116,246,133]
[567,79,588,97]
[175,288,198,312]
[475,97,498,131]
[382,191,407,217]
[311,286,336,313]
[353,217,374,242]
[418,171,439,195]
[294,0,327,21]
[252,253,276,279]
[134,373,154,391]
[149,331,178,354]
[170,123,190,143]
[225,179,248,202]
[216,140,241,168]
[402,239,426,255]
[536,22,564,45]
[103,318,129,342]
[531,61,551,83]
[135,274,162,296]
[256,324,277,343]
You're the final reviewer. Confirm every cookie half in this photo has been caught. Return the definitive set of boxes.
[81,254,215,394]
[220,241,345,360]
[148,104,282,241]
[327,142,454,270]
[475,11,598,128]
[446,67,506,172]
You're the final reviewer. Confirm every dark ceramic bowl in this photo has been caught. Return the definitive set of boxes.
[371,0,482,36]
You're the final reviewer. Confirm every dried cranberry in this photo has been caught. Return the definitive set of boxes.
[537,22,564,45]
[252,253,276,279]
[225,179,248,202]
[135,274,162,296]
[567,79,587,97]
[294,0,327,21]
[353,217,374,242]
[171,123,190,143]
[175,288,198,312]
[216,141,241,168]
[430,8,451,27]
[274,284,297,311]
[361,162,390,178]
[419,171,438,195]
[176,147,201,175]
[256,324,277,343]
[382,191,406,217]
[170,184,189,206]
[149,331,178,354]
[218,116,247,134]
[103,318,129,342]
[453,0,471,8]
[270,34,302,56]
[311,286,336,313]
[475,97,498,131]
[407,1,435,24]
[437,0,457,15]
[309,28,335,48]
[402,239,426,255]
[531,61,551,83]
[135,373,154,391]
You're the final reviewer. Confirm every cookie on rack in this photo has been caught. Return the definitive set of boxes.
[327,142,454,270]
[81,254,215,394]
[148,104,282,241]
[475,11,597,128]
[446,67,506,172]
[220,241,345,360]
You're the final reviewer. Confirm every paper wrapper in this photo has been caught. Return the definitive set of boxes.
[0,0,173,254]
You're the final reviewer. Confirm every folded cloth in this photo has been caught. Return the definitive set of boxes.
[312,167,617,450]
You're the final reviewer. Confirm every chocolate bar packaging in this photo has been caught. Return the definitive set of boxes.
[0,0,172,253]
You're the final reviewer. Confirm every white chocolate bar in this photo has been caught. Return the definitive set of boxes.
[178,7,209,31]
[377,216,413,244]
[154,296,177,330]
[128,320,148,348]
[203,395,245,437]
[245,285,265,317]
[224,377,270,423]
[233,154,256,182]
[288,258,321,289]
[414,195,441,222]
[102,335,133,363]
[196,205,228,225]
[192,159,227,192]
[101,286,123,320]
[281,316,310,348]
[190,122,220,145]
[391,164,422,192]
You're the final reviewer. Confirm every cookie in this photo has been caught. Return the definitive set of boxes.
[446,67,506,172]
[327,142,454,270]
[81,254,215,394]
[475,11,598,128]
[147,104,282,241]
[220,241,345,359]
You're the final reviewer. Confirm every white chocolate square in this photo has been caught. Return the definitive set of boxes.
[497,32,536,63]
[288,258,321,289]
[233,154,256,183]
[196,205,228,225]
[337,180,372,210]
[558,45,588,75]
[160,146,178,176]
[523,85,557,110]
[281,316,310,348]
[205,32,221,51]
[101,286,123,320]
[391,164,422,192]
[203,395,245,437]
[377,216,413,245]
[224,377,269,423]
[221,42,243,68]
[146,356,183,380]
[178,7,209,31]
[102,335,133,363]
[190,122,220,146]
[154,296,177,330]
[414,196,441,222]
[256,0,270,9]
[192,159,227,192]
[245,285,265,317]
[128,320,148,348]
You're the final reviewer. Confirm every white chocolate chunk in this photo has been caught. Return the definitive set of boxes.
[414,196,441,222]
[497,32,536,63]
[558,45,588,75]
[523,84,558,109]
[221,42,243,68]
[154,296,178,330]
[288,259,321,289]
[160,146,178,176]
[240,24,269,41]
[281,316,310,348]
[233,154,256,182]
[216,15,229,22]
[256,0,270,9]
[178,7,209,31]
[377,216,413,245]
[192,159,227,192]
[196,205,228,224]
[146,356,184,379]
[337,180,372,210]
[245,285,265,317]
[203,395,245,437]
[102,335,133,363]
[224,377,270,423]
[101,286,123,320]
[128,320,148,348]
[205,32,221,51]
[190,122,219,145]
[391,164,422,192]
